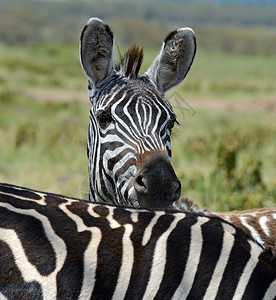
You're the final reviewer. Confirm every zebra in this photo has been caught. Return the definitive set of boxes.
[79,18,276,257]
[1,182,276,300]
[80,17,196,208]
[173,198,276,255]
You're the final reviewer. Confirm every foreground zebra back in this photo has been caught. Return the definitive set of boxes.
[1,183,276,300]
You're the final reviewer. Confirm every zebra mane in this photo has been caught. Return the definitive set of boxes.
[116,44,143,79]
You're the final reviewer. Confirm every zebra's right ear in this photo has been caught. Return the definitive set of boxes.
[145,28,196,94]
[80,18,115,88]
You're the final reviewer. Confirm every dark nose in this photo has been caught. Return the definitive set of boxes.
[134,155,181,208]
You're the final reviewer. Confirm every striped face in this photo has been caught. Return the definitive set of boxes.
[80,18,196,207]
[87,78,178,206]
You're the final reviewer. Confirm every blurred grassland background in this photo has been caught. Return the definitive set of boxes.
[0,0,276,210]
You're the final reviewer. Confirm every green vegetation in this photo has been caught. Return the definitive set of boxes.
[0,90,89,199]
[171,51,276,100]
[0,1,276,54]
[172,109,276,211]
[0,44,275,210]
[0,44,90,199]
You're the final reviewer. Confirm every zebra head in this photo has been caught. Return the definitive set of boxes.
[80,18,196,208]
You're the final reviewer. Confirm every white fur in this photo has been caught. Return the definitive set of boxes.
[172,216,209,299]
[143,213,185,300]
[0,203,66,300]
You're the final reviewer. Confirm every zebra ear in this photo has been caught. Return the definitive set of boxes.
[145,28,196,93]
[80,18,115,88]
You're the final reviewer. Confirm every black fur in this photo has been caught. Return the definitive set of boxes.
[1,183,276,299]
[116,44,144,79]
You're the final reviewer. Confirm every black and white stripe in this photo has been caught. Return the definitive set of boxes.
[87,83,174,203]
[1,183,276,300]
[80,18,196,207]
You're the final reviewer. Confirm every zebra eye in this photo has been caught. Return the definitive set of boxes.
[167,118,179,132]
[97,111,113,129]
[167,119,175,131]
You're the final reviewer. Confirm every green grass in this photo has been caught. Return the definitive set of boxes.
[172,108,276,211]
[140,49,276,99]
[0,92,89,199]
[173,51,276,100]
[0,44,275,210]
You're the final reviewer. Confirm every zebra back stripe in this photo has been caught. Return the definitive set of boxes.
[1,183,276,299]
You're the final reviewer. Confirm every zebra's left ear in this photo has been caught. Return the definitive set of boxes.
[80,18,115,88]
[145,28,196,93]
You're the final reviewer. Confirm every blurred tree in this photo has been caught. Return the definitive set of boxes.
[110,17,168,47]
[0,0,275,54]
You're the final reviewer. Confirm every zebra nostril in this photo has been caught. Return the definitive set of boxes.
[134,174,147,194]
[172,180,181,202]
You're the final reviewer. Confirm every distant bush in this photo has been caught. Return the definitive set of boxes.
[173,116,276,211]
[14,122,37,151]
[110,17,168,48]
[0,0,276,54]
[195,26,276,54]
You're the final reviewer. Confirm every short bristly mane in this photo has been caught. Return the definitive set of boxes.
[116,44,143,79]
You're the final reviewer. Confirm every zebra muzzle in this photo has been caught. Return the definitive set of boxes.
[134,152,181,208]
